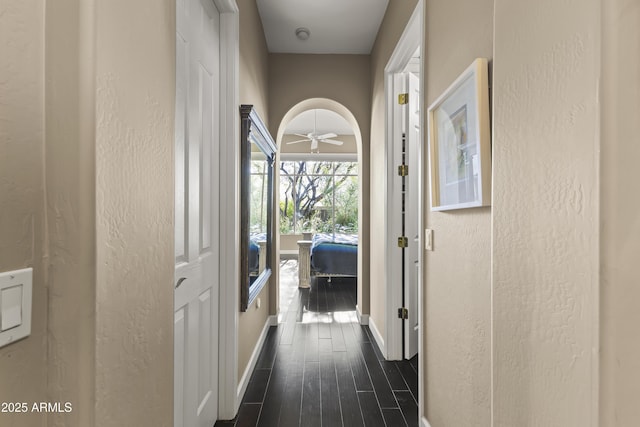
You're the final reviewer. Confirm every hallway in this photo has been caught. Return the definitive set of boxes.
[216,262,418,427]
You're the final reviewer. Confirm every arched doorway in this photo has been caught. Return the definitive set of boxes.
[274,98,365,320]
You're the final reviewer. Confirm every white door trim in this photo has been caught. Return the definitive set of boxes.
[383,0,425,421]
[215,0,241,420]
[384,70,405,362]
[384,0,423,361]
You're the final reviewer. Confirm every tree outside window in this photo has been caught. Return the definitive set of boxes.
[279,161,358,235]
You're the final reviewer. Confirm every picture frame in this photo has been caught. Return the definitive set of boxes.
[427,58,491,211]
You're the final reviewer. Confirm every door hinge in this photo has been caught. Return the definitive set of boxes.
[397,236,408,248]
[398,307,408,319]
[398,93,409,105]
[398,164,409,176]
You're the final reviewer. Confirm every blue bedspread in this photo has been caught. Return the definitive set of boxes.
[249,233,266,274]
[311,233,358,276]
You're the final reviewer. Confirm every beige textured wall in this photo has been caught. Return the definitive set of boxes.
[2,1,174,425]
[237,285,270,379]
[238,0,272,380]
[369,0,418,344]
[492,0,600,425]
[421,0,493,425]
[600,0,640,424]
[45,0,97,425]
[239,0,269,123]
[280,234,303,252]
[93,0,175,425]
[0,0,48,426]
[269,54,371,136]
[268,53,371,313]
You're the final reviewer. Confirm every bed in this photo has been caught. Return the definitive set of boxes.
[249,233,267,283]
[297,233,358,288]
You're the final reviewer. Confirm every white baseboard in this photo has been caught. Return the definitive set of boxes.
[420,416,432,427]
[236,315,277,410]
[368,316,385,358]
[356,305,369,325]
[279,250,298,260]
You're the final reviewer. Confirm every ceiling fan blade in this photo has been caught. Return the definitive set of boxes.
[286,139,309,145]
[321,139,344,146]
[293,133,310,138]
[316,132,337,140]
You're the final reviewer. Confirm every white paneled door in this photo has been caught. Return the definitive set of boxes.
[174,0,220,426]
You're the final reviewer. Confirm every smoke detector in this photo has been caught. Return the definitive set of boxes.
[295,27,310,41]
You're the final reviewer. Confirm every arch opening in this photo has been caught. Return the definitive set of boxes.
[274,98,365,316]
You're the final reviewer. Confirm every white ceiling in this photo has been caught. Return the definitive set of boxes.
[284,109,354,135]
[256,0,389,54]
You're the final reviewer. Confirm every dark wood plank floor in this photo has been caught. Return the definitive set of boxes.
[216,274,418,427]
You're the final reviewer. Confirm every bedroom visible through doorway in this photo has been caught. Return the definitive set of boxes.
[277,108,360,313]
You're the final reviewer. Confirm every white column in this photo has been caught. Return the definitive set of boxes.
[258,240,267,273]
[297,240,312,289]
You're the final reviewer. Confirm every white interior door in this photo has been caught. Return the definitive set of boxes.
[404,72,420,359]
[174,0,220,426]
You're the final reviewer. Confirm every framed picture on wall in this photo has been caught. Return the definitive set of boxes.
[427,58,491,211]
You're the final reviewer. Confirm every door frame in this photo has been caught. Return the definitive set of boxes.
[383,0,424,359]
[213,0,241,420]
[383,1,425,421]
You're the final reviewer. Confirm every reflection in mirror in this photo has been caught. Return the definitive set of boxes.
[241,105,277,311]
[249,154,268,283]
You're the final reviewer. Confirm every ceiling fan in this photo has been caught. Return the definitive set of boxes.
[286,110,344,151]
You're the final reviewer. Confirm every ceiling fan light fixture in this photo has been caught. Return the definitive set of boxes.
[295,27,310,41]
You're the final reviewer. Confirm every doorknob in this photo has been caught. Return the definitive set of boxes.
[175,277,187,289]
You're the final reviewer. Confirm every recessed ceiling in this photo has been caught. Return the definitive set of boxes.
[256,0,389,54]
[284,109,354,135]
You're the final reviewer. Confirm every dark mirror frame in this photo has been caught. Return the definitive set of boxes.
[240,105,277,312]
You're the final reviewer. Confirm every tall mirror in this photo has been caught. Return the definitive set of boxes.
[240,105,277,311]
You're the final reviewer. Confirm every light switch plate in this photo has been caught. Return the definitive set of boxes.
[1,285,23,331]
[0,268,32,348]
[425,229,434,251]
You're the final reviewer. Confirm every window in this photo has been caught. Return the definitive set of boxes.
[250,160,268,233]
[279,161,358,235]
